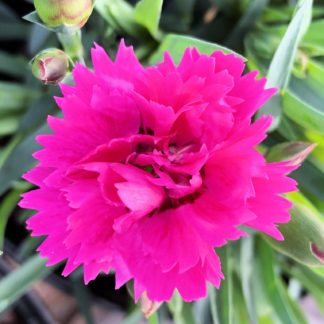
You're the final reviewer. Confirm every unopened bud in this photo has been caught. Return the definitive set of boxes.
[310,242,324,264]
[266,142,316,166]
[32,49,69,85]
[139,291,163,318]
[34,0,93,29]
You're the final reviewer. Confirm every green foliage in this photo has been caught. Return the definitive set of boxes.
[257,238,307,324]
[149,34,244,65]
[0,255,57,313]
[0,182,32,253]
[134,0,163,39]
[263,192,324,267]
[210,246,234,324]
[168,291,195,324]
[255,0,313,130]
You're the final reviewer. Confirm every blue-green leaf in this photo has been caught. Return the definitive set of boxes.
[256,0,313,130]
[283,60,324,134]
[167,291,195,324]
[0,115,21,136]
[257,238,303,324]
[0,255,56,313]
[240,236,258,324]
[0,82,41,113]
[283,89,324,135]
[149,34,245,65]
[0,51,27,78]
[70,270,95,324]
[210,246,233,324]
[0,182,32,253]
[0,122,51,196]
[283,264,324,316]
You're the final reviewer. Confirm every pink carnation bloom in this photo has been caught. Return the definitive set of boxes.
[19,40,298,302]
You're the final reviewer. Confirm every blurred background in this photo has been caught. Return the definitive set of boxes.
[0,0,324,323]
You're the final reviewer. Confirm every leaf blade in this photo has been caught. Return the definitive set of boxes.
[0,255,57,313]
[149,34,245,65]
[134,0,163,39]
[256,0,313,130]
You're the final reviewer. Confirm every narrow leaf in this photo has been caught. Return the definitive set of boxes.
[134,0,163,39]
[208,283,220,324]
[0,115,21,136]
[215,246,233,324]
[95,0,147,39]
[28,24,51,55]
[282,263,324,316]
[149,34,245,66]
[284,64,324,134]
[285,102,322,137]
[0,51,27,78]
[226,0,268,48]
[0,22,30,41]
[240,236,258,324]
[193,295,211,324]
[0,82,41,112]
[0,122,51,196]
[0,182,32,253]
[71,270,95,324]
[0,255,56,313]
[256,0,313,130]
[257,238,302,324]
[167,291,195,324]
[277,279,308,324]
[292,160,324,201]
[0,2,18,20]
[232,275,251,324]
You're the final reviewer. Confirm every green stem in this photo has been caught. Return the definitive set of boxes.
[148,311,159,324]
[57,30,85,64]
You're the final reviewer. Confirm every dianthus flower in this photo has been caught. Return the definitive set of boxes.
[20,40,298,302]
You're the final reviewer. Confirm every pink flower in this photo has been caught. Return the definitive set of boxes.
[19,40,298,302]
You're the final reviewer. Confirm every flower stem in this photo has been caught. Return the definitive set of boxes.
[57,30,85,64]
[148,311,159,324]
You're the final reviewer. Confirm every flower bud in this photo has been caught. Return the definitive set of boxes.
[32,49,69,85]
[311,242,324,264]
[139,291,163,318]
[34,0,93,29]
[266,142,316,166]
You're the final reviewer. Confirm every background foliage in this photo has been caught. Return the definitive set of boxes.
[0,0,323,323]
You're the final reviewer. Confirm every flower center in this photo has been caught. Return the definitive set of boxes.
[127,138,206,211]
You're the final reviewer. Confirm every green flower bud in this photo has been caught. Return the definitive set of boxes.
[32,49,69,85]
[266,142,316,166]
[34,0,93,29]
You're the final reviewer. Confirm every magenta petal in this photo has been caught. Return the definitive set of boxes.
[115,181,165,214]
[244,162,298,239]
[20,40,299,302]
